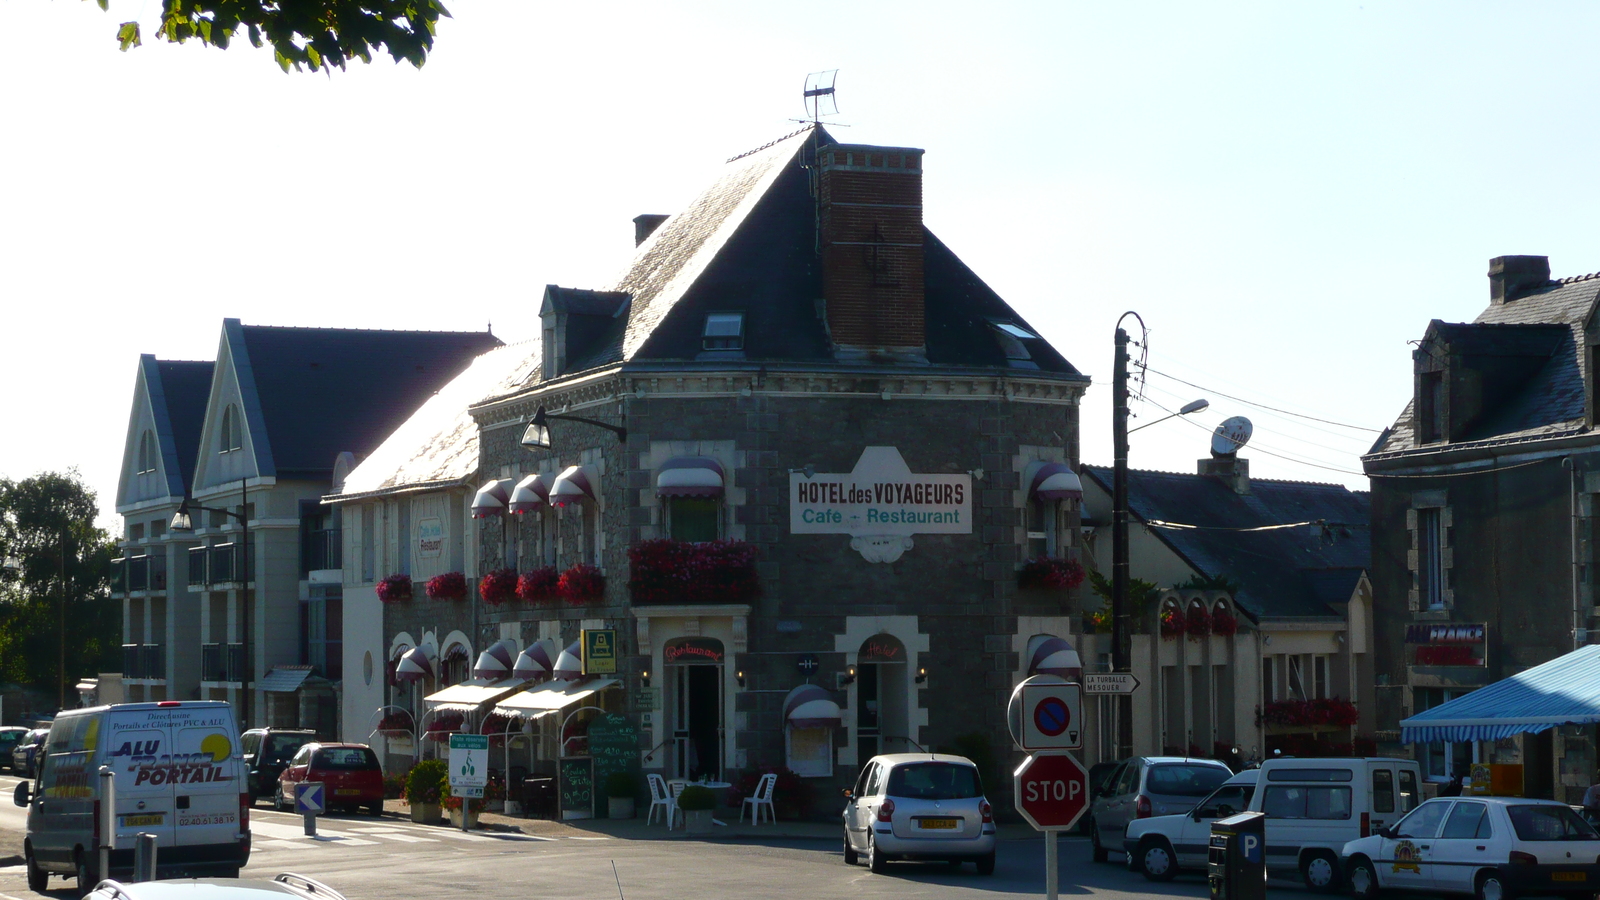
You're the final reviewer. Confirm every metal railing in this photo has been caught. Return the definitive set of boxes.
[121,644,165,680]
[186,544,252,588]
[114,555,169,594]
[302,528,341,574]
[201,642,247,682]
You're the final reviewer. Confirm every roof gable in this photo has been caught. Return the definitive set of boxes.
[116,356,214,511]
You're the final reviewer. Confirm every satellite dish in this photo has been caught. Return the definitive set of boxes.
[1212,416,1253,456]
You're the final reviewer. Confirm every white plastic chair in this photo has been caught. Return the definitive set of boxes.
[741,773,777,824]
[646,773,681,829]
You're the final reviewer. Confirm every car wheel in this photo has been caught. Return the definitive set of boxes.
[274,785,287,812]
[1348,857,1382,900]
[1091,822,1110,863]
[1301,850,1341,893]
[1475,871,1513,900]
[867,834,887,874]
[1139,838,1178,882]
[25,846,47,892]
[366,800,384,817]
[976,851,996,876]
[842,831,858,866]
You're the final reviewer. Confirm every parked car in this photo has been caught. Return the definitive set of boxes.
[1125,769,1260,880]
[1077,761,1120,835]
[275,743,384,816]
[11,728,48,778]
[0,726,31,771]
[85,873,346,900]
[842,753,998,874]
[1343,796,1600,900]
[1253,755,1421,891]
[240,728,318,803]
[1090,756,1234,863]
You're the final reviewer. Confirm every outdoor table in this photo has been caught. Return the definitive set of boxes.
[669,780,734,826]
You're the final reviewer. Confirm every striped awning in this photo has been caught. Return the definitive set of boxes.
[552,641,583,681]
[1026,635,1082,679]
[784,683,842,729]
[509,473,552,514]
[471,478,515,518]
[656,457,725,498]
[1400,644,1600,743]
[512,638,560,681]
[549,466,596,508]
[394,644,437,684]
[1030,463,1083,501]
[473,639,520,681]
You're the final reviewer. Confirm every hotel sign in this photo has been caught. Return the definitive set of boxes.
[790,447,971,562]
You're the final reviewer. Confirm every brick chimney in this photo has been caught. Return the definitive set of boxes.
[818,143,926,361]
[1489,255,1550,305]
[633,214,669,247]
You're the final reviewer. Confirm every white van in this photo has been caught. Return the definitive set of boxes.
[15,701,251,892]
[1251,756,1421,892]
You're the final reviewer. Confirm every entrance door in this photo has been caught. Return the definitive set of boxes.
[857,634,909,756]
[666,637,725,781]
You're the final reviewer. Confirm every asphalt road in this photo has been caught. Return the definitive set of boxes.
[0,772,1320,900]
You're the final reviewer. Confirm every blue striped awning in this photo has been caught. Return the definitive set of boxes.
[1400,644,1600,743]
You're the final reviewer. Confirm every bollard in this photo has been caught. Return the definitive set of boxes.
[304,811,316,837]
[133,833,157,882]
[98,766,115,885]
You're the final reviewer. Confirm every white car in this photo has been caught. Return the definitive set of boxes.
[841,753,997,874]
[1125,770,1259,880]
[1342,796,1600,900]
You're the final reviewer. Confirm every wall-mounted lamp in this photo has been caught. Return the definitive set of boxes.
[1336,633,1346,644]
[640,669,651,688]
[838,665,856,687]
[968,468,986,482]
[914,667,927,684]
[520,405,627,452]
[736,670,746,688]
[788,465,816,479]
[1263,635,1272,646]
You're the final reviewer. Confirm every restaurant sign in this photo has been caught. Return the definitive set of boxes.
[790,447,972,563]
[416,517,444,560]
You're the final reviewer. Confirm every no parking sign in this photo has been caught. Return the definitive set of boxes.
[1006,676,1083,751]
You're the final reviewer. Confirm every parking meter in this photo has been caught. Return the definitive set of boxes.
[1208,811,1266,900]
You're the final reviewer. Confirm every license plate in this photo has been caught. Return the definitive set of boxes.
[1553,872,1587,883]
[335,789,362,796]
[918,818,958,830]
[121,814,163,827]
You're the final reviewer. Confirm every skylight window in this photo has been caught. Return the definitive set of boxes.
[993,321,1039,340]
[703,312,745,351]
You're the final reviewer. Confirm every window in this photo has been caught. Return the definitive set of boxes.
[1261,785,1351,820]
[668,496,720,543]
[1314,655,1329,699]
[1026,498,1059,558]
[136,431,157,474]
[702,312,745,350]
[1418,371,1445,444]
[1418,507,1445,609]
[1373,769,1395,814]
[1416,688,1475,779]
[219,405,243,453]
[1507,804,1599,841]
[1262,657,1276,703]
[1288,656,1305,699]
[1441,801,1492,839]
[1394,801,1449,839]
[1399,769,1420,812]
[361,505,376,583]
[886,763,982,799]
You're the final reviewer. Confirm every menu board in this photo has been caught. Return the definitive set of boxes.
[587,714,639,819]
[558,756,593,819]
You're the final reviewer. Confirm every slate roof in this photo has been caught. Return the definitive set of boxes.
[1368,273,1600,458]
[1082,465,1371,621]
[154,359,216,493]
[329,341,541,500]
[510,125,1082,388]
[229,320,503,477]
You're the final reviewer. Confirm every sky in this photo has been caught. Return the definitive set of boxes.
[7,1,1600,530]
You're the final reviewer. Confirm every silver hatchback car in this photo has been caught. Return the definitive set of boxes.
[1090,756,1234,862]
[842,753,997,874]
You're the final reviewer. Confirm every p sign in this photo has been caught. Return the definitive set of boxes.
[1007,676,1083,750]
[1241,832,1262,865]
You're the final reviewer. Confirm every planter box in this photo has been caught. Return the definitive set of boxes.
[503,800,523,817]
[409,803,440,825]
[683,809,713,834]
[608,797,635,819]
[448,806,480,829]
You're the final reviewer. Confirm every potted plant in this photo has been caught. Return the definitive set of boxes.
[516,566,561,604]
[444,777,485,829]
[1186,603,1211,640]
[426,571,467,601]
[677,784,716,834]
[558,564,606,604]
[404,759,446,824]
[605,771,637,819]
[479,567,518,605]
[376,574,413,603]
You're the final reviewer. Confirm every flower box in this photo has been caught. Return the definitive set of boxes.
[1017,557,1086,591]
[628,539,760,605]
[479,567,518,605]
[1258,697,1359,728]
[376,574,413,603]
[426,571,467,602]
[1186,606,1211,639]
[516,567,561,604]
[559,564,606,604]
[1159,608,1185,640]
[1212,608,1239,636]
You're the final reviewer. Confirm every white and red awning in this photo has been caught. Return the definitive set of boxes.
[1026,635,1082,680]
[549,466,597,508]
[656,457,725,498]
[512,638,560,681]
[509,473,552,514]
[784,683,842,729]
[1029,463,1083,501]
[473,638,520,681]
[552,641,584,681]
[394,643,438,684]
[471,478,515,518]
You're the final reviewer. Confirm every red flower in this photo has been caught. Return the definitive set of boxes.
[516,567,561,604]
[1186,606,1211,639]
[1159,607,1186,640]
[1212,608,1239,636]
[558,564,606,604]
[479,568,518,605]
[1258,698,1358,728]
[376,574,413,603]
[1017,557,1087,591]
[628,539,760,604]
[425,571,467,602]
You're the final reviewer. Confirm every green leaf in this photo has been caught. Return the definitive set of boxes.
[95,0,108,11]
[116,21,142,51]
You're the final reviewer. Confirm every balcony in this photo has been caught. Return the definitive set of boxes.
[187,544,253,589]
[201,642,247,683]
[111,558,127,595]
[121,643,165,680]
[112,555,168,596]
[302,528,342,575]
[627,539,761,605]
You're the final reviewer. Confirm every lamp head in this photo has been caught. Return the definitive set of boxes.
[914,666,927,684]
[736,670,746,688]
[520,407,553,451]
[1179,398,1210,415]
[640,669,651,688]
[169,501,195,533]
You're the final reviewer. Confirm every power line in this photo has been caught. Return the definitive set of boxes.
[1137,363,1383,433]
[1142,395,1368,477]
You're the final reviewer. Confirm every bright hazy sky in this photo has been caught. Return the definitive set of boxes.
[8,2,1600,528]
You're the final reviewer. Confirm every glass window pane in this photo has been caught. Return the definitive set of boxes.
[668,497,720,543]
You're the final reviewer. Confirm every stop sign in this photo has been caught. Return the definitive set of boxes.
[1013,752,1089,831]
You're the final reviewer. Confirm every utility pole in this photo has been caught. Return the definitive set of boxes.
[59,528,69,711]
[1111,320,1135,760]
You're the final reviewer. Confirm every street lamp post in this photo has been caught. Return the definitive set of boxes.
[171,479,250,727]
[59,529,68,711]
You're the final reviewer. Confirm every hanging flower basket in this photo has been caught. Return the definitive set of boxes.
[479,568,518,605]
[425,709,465,741]
[1159,607,1185,640]
[516,567,561,604]
[1017,557,1087,591]
[426,571,467,602]
[376,574,413,603]
[1186,605,1211,640]
[1258,698,1359,728]
[376,711,413,733]
[480,711,518,746]
[559,564,606,604]
[629,539,761,604]
[1212,607,1239,636]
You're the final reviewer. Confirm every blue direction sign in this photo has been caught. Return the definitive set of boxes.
[294,782,325,816]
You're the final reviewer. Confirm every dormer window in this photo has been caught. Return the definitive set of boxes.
[702,313,744,351]
[1417,371,1444,444]
[989,319,1040,367]
[219,404,242,453]
[135,431,157,475]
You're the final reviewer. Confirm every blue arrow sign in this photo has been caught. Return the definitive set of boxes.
[295,782,325,815]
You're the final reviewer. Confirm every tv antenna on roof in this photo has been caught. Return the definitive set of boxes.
[803,70,839,125]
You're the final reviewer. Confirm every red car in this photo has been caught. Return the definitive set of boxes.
[275,742,385,816]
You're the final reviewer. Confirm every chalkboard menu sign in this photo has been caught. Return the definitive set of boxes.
[587,713,639,819]
[558,756,593,820]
